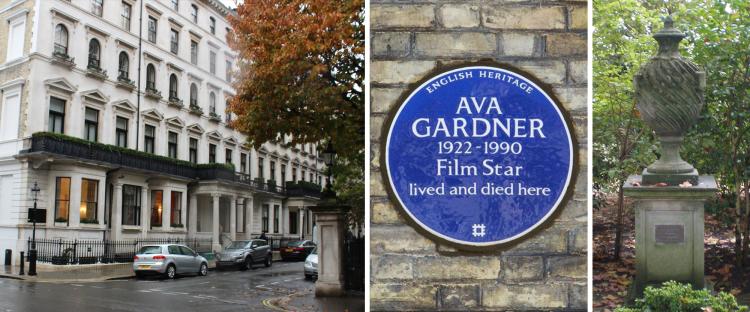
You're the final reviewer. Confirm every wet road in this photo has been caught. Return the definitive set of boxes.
[0,261,364,312]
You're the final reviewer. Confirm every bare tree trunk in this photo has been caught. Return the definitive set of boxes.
[614,182,625,260]
[735,176,744,268]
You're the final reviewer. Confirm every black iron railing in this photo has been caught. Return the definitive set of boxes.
[27,238,213,265]
[343,236,365,291]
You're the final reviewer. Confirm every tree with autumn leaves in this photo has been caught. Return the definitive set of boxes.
[226,0,365,228]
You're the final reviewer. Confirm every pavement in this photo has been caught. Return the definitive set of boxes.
[0,260,364,311]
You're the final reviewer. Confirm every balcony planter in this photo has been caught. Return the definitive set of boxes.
[267,179,277,192]
[168,97,184,108]
[145,88,162,100]
[86,65,107,80]
[208,112,222,123]
[51,52,75,68]
[116,76,135,91]
[189,105,203,116]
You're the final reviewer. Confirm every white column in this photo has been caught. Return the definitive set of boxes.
[311,207,347,296]
[69,176,81,227]
[141,186,149,236]
[211,193,221,252]
[112,183,123,241]
[245,197,254,235]
[188,193,197,236]
[163,188,172,230]
[299,208,304,239]
[97,179,106,226]
[268,201,275,234]
[181,190,188,229]
[229,195,236,240]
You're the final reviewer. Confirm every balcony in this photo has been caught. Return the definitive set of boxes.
[208,111,222,123]
[86,60,107,80]
[116,72,136,91]
[189,101,203,116]
[21,133,304,197]
[51,46,75,68]
[168,93,184,108]
[286,181,323,198]
[145,84,162,100]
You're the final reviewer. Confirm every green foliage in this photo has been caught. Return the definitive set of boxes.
[616,281,748,312]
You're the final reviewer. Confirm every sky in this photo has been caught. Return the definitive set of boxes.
[218,0,240,9]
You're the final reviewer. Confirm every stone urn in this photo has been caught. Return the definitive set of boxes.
[634,16,705,185]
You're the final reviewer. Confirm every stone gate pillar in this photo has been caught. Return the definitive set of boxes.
[310,204,347,297]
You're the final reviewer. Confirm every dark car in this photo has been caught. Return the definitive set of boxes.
[280,240,316,261]
[215,239,272,270]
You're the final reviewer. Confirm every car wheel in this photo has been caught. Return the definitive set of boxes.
[165,264,176,279]
[198,263,208,276]
[135,272,144,279]
[242,257,253,271]
[265,255,272,267]
[304,274,311,280]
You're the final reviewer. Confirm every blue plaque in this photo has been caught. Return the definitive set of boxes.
[383,64,576,247]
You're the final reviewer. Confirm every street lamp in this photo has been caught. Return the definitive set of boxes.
[29,182,40,276]
[321,141,336,200]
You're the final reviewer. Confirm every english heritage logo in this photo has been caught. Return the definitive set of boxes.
[381,62,578,249]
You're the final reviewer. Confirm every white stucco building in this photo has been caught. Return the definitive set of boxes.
[0,0,325,263]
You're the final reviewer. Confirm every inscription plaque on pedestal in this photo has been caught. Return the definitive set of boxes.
[654,224,685,244]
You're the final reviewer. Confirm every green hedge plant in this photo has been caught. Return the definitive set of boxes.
[616,281,748,312]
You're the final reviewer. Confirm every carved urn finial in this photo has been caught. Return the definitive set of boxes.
[634,16,706,185]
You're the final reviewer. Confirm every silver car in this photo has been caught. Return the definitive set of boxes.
[215,239,272,270]
[304,247,318,280]
[133,244,208,279]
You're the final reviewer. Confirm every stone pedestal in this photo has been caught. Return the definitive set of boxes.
[624,175,717,296]
[310,204,347,297]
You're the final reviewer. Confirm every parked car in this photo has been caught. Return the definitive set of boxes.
[304,247,318,280]
[280,240,316,261]
[215,239,272,270]
[133,244,208,279]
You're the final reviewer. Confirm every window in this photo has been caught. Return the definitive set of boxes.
[171,191,182,226]
[88,39,100,69]
[273,205,280,233]
[48,97,65,133]
[262,204,269,232]
[309,172,313,182]
[121,2,131,31]
[190,40,198,65]
[118,52,129,80]
[209,92,216,114]
[318,175,322,186]
[225,149,232,165]
[281,164,287,183]
[168,131,178,158]
[116,117,128,147]
[292,167,297,182]
[80,179,98,222]
[91,0,103,16]
[122,185,141,226]
[209,17,216,34]
[148,16,157,43]
[171,0,179,10]
[151,190,163,226]
[6,15,25,61]
[258,157,264,179]
[191,4,198,23]
[270,161,276,181]
[209,51,216,74]
[54,24,68,56]
[225,60,232,82]
[169,74,178,100]
[84,107,98,142]
[209,144,216,163]
[146,64,156,91]
[302,170,306,182]
[54,177,71,222]
[170,29,179,54]
[189,138,198,163]
[240,153,247,173]
[144,125,155,154]
[189,83,198,107]
[225,108,232,123]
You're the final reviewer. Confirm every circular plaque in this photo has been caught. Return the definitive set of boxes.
[382,63,576,248]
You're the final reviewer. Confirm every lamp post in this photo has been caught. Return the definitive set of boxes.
[321,141,337,201]
[29,182,40,276]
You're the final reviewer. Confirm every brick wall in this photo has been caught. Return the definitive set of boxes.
[370,1,588,310]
